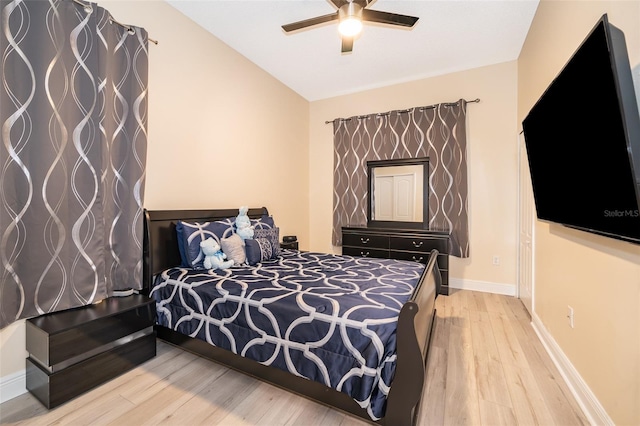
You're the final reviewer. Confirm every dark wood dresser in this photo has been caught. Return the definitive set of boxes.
[342,227,450,295]
[25,294,156,408]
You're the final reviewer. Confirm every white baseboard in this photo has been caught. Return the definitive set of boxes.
[448,278,516,296]
[0,369,26,403]
[531,313,613,426]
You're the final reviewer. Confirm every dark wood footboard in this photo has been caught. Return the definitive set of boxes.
[385,251,440,425]
[143,208,439,425]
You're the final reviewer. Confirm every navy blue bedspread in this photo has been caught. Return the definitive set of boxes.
[150,250,425,420]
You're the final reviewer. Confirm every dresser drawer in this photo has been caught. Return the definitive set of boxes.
[27,295,155,368]
[389,236,448,253]
[390,250,449,270]
[343,232,389,249]
[342,246,389,259]
[390,250,429,264]
[26,332,156,409]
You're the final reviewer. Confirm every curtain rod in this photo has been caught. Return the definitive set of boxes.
[325,98,480,124]
[71,0,158,45]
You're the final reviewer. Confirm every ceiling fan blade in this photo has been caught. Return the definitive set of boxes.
[282,12,339,32]
[330,0,373,8]
[341,37,353,53]
[362,9,419,27]
[329,0,349,8]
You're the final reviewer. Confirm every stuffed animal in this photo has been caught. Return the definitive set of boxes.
[235,206,255,240]
[200,238,234,270]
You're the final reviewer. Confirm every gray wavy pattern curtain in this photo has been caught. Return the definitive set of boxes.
[333,100,469,257]
[0,0,148,329]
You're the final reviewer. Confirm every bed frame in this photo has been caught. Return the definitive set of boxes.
[143,207,440,426]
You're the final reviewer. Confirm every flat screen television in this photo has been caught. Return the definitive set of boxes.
[522,14,640,244]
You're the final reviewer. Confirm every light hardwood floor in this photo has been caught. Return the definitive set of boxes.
[0,290,589,426]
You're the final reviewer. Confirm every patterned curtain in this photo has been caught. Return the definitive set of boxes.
[0,0,148,329]
[332,100,469,257]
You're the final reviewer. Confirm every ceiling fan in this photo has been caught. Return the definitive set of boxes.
[281,0,419,54]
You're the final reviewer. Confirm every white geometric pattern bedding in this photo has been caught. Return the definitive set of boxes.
[150,250,425,420]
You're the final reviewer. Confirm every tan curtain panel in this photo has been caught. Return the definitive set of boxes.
[332,100,469,257]
[0,0,148,329]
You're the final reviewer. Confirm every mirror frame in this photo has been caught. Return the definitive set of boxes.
[367,157,430,229]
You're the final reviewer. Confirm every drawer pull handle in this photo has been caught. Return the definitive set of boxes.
[361,251,370,257]
[360,238,370,244]
[412,256,424,262]
[412,241,423,248]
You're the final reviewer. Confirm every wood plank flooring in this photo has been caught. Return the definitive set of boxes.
[0,290,589,425]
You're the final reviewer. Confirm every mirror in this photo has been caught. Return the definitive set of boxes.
[367,157,429,229]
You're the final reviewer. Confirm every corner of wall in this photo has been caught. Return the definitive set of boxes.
[449,278,516,296]
[531,313,614,426]
[0,319,27,403]
[633,62,640,113]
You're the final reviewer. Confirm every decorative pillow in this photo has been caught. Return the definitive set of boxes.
[245,238,275,265]
[251,214,276,230]
[254,227,281,257]
[221,233,246,265]
[178,218,236,268]
[175,221,189,266]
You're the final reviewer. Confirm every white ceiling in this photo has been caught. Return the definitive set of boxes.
[166,0,539,101]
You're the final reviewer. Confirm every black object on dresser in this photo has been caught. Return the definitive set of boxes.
[281,235,299,250]
[281,241,299,250]
[25,294,157,409]
[342,227,450,295]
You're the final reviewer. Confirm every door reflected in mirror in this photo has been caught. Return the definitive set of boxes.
[373,165,423,221]
[368,158,429,229]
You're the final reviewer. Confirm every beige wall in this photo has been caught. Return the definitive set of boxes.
[518,1,640,424]
[0,320,26,380]
[102,1,311,234]
[309,62,520,289]
[0,0,310,390]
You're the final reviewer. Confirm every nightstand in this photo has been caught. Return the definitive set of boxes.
[25,294,156,408]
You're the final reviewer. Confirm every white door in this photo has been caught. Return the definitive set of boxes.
[394,174,415,221]
[518,132,535,316]
[374,176,394,220]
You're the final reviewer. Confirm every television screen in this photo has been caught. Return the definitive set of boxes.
[522,14,640,244]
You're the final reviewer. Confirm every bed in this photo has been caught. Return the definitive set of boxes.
[143,207,440,425]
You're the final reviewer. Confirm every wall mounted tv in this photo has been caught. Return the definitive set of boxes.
[522,14,640,244]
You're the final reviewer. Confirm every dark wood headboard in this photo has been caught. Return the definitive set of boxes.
[142,207,269,292]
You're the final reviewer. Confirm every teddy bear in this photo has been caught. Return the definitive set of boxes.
[200,238,234,270]
[234,206,254,240]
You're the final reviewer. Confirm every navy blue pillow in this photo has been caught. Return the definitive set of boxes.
[245,238,276,265]
[175,222,188,267]
[178,218,235,268]
[252,215,275,230]
[254,227,281,257]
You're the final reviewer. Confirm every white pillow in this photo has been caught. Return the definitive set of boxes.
[221,233,246,265]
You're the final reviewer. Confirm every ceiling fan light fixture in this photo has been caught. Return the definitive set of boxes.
[338,3,363,37]
[338,18,362,36]
[281,1,419,53]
